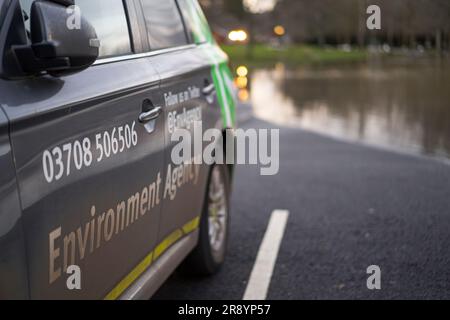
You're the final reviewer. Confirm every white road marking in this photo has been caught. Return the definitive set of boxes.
[243,210,290,300]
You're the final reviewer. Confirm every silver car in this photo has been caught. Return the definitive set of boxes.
[0,0,236,299]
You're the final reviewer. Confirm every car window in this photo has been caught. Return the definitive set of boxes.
[19,0,132,58]
[177,0,207,44]
[140,0,188,50]
[19,0,34,32]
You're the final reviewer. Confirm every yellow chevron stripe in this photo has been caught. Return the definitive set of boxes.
[104,216,200,300]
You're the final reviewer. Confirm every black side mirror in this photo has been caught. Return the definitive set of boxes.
[0,0,99,79]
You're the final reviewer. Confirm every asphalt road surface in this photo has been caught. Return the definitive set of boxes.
[153,115,450,300]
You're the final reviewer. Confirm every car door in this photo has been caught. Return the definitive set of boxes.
[1,0,165,299]
[137,0,226,254]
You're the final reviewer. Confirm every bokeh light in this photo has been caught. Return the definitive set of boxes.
[228,30,248,42]
[235,76,248,89]
[274,25,286,36]
[236,66,249,77]
[238,89,250,102]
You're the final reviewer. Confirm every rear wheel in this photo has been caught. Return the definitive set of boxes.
[181,164,230,276]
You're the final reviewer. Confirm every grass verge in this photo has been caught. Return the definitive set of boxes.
[221,44,368,67]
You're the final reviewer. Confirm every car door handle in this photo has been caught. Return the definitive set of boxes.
[202,83,216,96]
[139,106,162,123]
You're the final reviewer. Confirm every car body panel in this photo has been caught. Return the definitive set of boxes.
[0,107,29,299]
[0,58,165,299]
[146,46,218,250]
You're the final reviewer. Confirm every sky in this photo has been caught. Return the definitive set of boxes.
[244,0,278,13]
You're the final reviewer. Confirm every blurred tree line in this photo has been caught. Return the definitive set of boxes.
[275,0,450,50]
[200,0,450,50]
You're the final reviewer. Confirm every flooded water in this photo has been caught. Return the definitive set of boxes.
[242,57,450,160]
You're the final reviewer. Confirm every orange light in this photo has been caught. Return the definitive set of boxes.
[238,89,250,102]
[228,30,248,42]
[236,66,248,77]
[274,25,285,36]
[235,76,248,89]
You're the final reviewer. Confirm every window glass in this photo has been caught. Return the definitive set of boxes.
[19,0,132,58]
[140,0,188,50]
[177,0,208,44]
[19,0,33,32]
[76,0,132,58]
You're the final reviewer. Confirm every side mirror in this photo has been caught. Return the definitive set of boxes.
[0,0,99,79]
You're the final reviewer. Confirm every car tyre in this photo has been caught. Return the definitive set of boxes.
[180,164,230,276]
